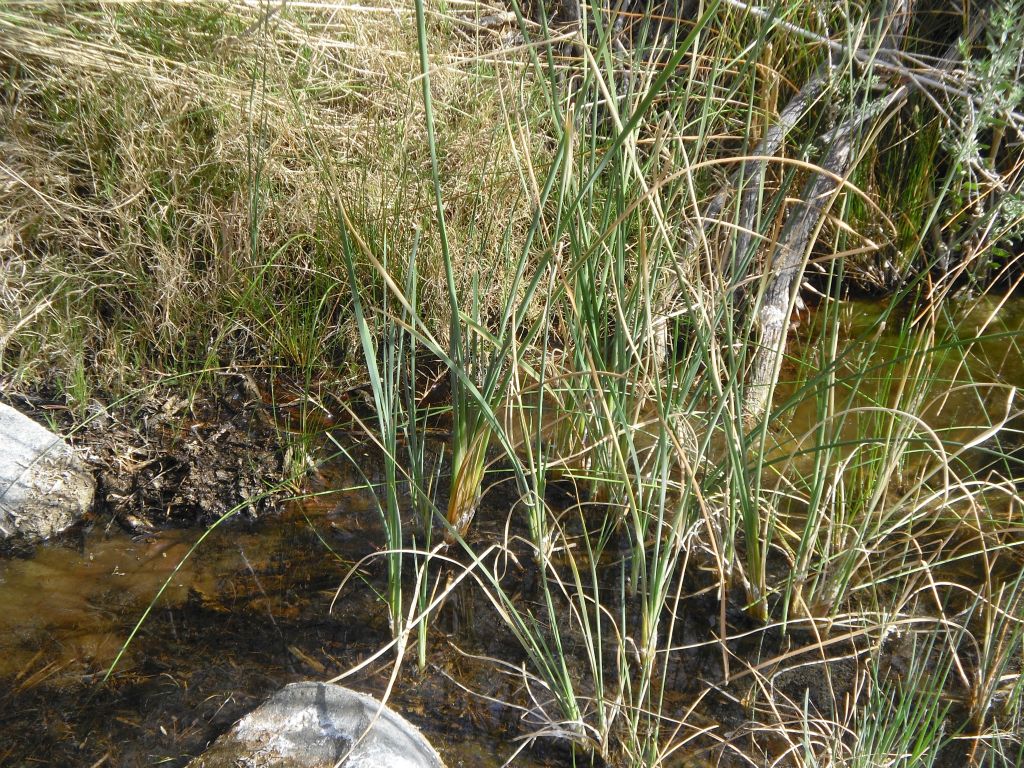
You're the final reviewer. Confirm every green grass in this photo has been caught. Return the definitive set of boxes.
[3,0,1024,766]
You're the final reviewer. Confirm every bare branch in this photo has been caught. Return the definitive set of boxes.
[742,88,908,425]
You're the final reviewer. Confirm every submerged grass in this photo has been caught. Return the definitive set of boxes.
[3,0,1024,766]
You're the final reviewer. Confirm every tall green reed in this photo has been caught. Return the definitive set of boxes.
[322,0,1021,762]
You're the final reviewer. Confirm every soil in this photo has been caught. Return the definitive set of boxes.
[2,375,288,535]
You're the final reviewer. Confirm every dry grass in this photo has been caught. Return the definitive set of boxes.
[0,0,545,395]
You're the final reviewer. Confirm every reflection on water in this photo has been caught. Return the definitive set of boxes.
[769,297,1024,474]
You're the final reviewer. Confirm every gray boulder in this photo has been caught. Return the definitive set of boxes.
[0,402,94,543]
[189,682,446,768]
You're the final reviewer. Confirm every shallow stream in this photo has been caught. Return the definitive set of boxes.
[0,462,573,766]
[2,298,1022,766]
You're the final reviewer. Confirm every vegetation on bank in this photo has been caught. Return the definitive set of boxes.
[2,0,1024,766]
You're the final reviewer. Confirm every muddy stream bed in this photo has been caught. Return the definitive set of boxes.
[1,299,1023,766]
[0,455,583,767]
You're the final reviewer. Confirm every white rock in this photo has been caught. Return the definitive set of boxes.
[0,402,94,543]
[189,682,445,768]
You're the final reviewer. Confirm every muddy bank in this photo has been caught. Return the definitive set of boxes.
[0,381,576,766]
[2,376,289,539]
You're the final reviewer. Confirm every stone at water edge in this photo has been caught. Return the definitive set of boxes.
[188,682,446,768]
[0,403,95,544]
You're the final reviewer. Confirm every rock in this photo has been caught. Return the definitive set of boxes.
[0,403,94,544]
[188,682,446,768]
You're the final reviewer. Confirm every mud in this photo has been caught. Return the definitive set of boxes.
[3,376,287,534]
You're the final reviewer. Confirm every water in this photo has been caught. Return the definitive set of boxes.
[769,297,1024,474]
[0,470,569,767]
[2,297,1022,766]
